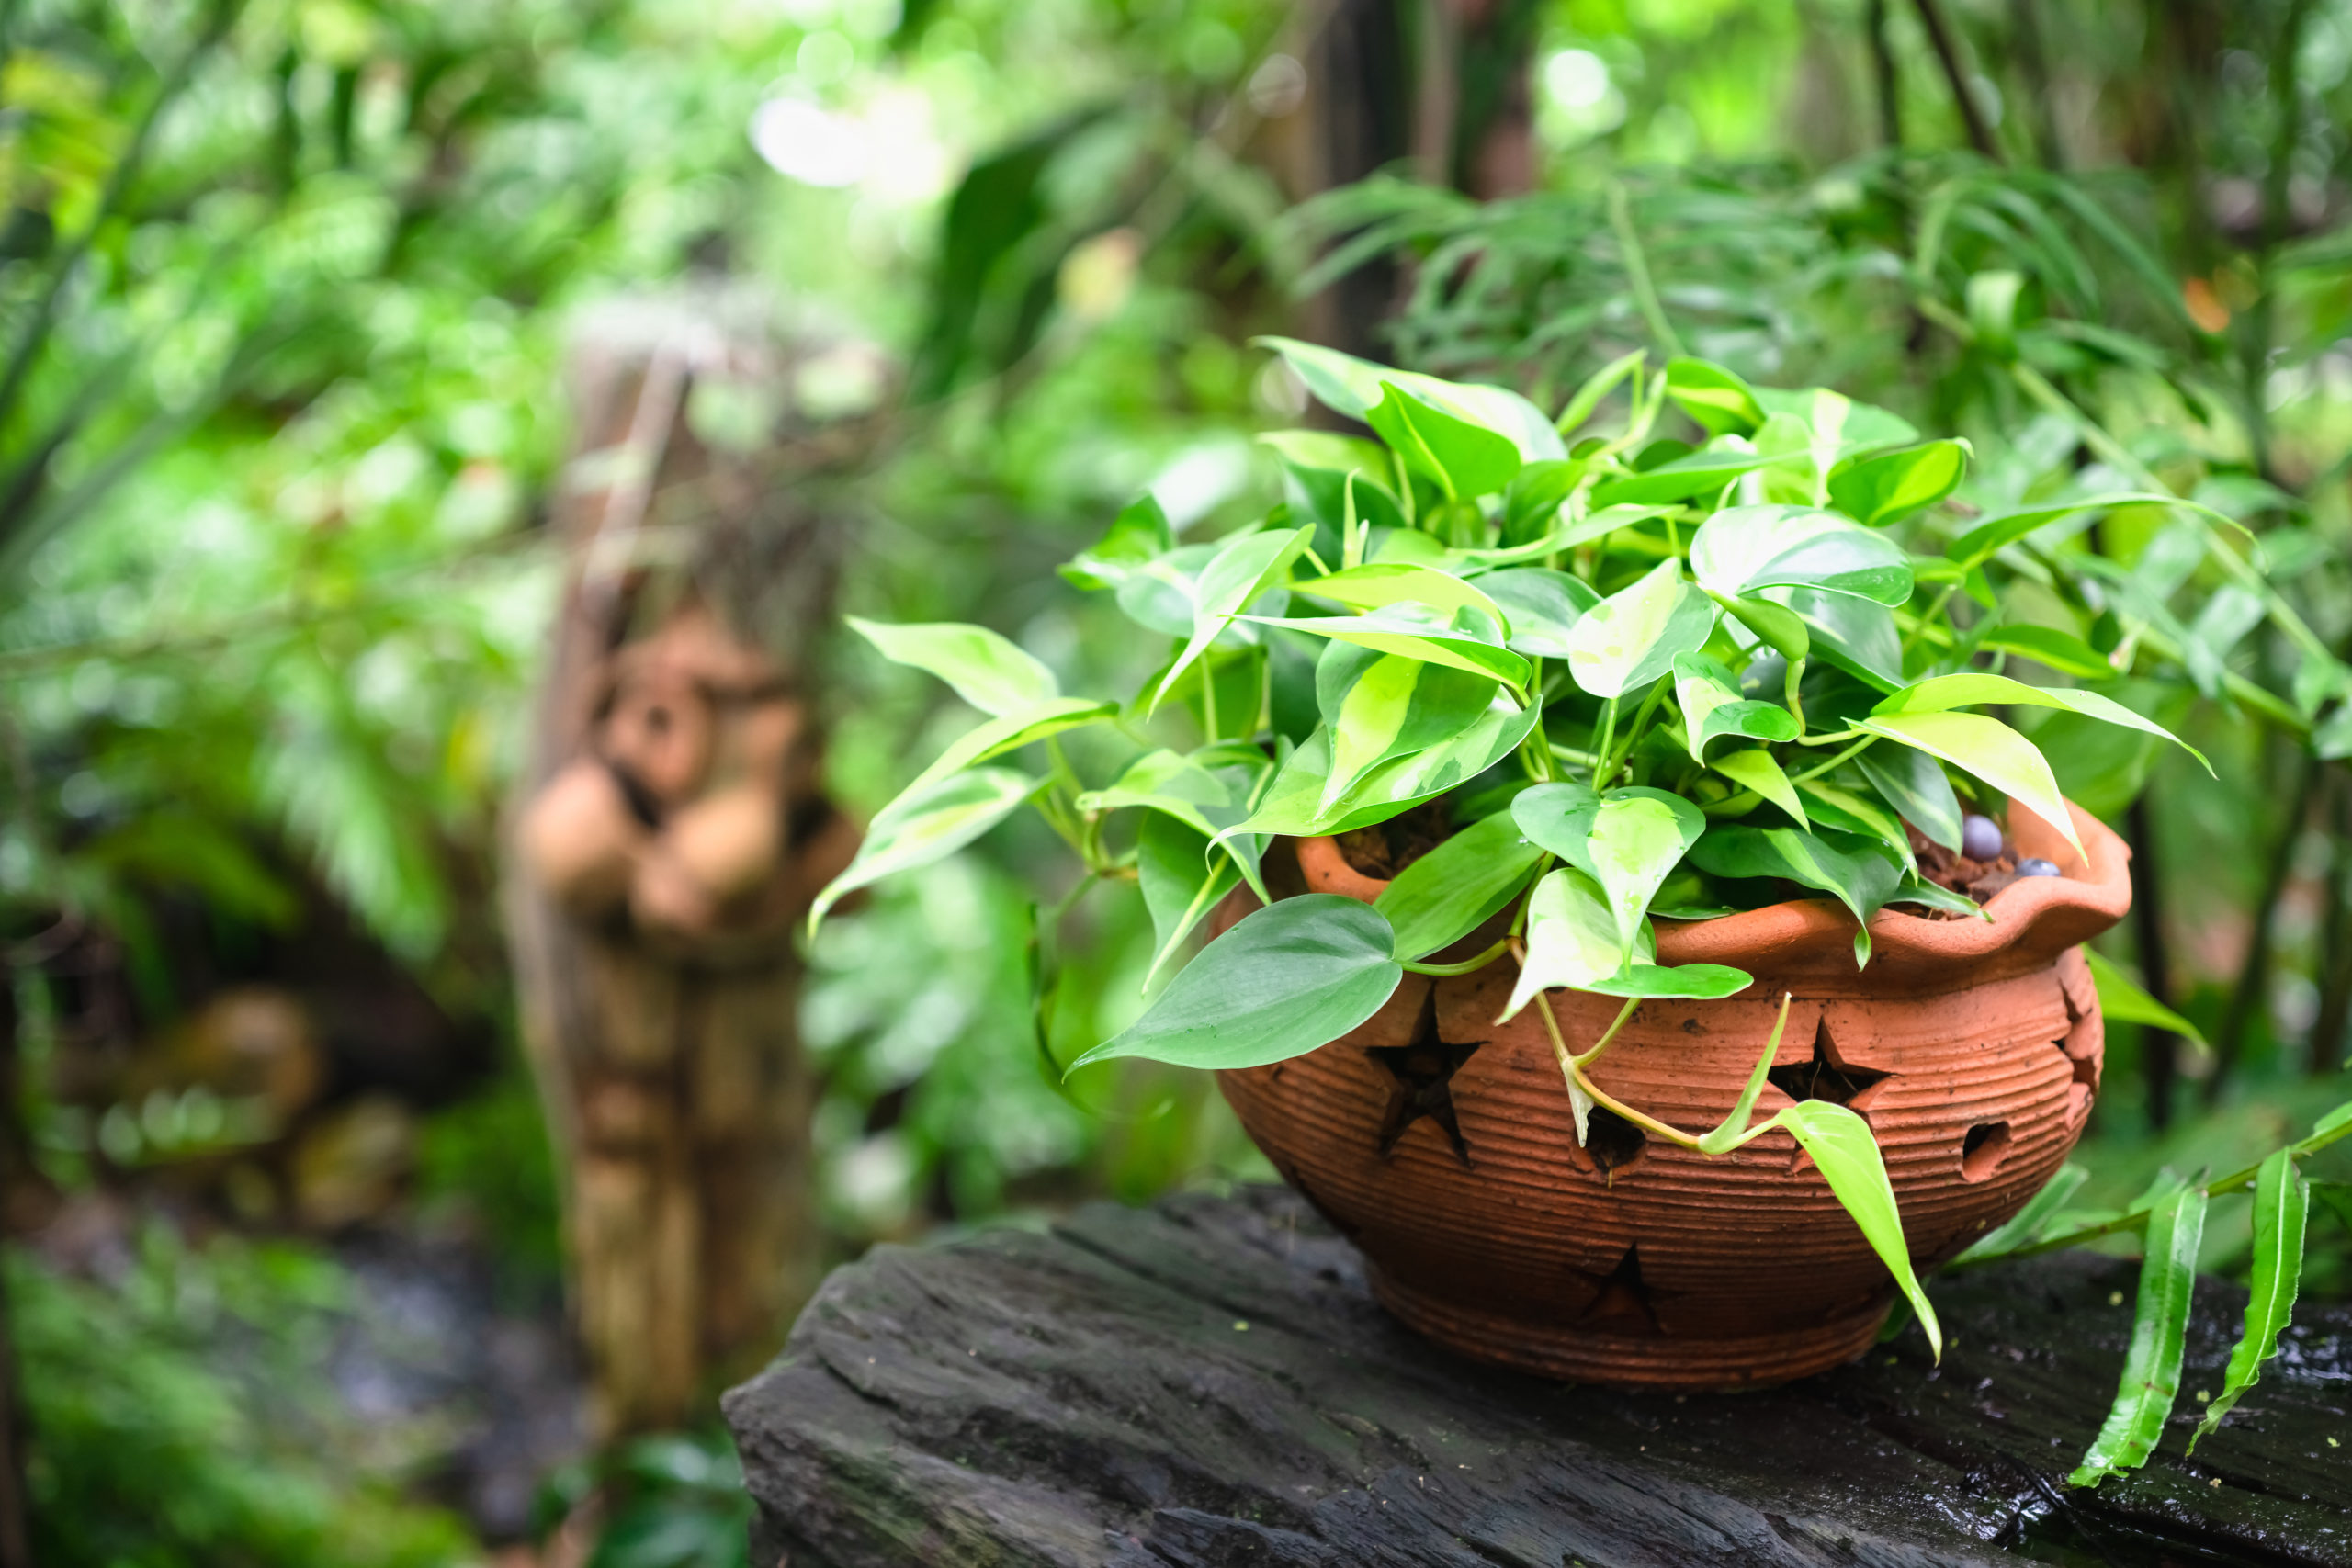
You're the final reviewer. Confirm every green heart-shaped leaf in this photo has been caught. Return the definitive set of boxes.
[1136,813,1245,993]
[1374,810,1546,961]
[1070,894,1403,1072]
[1234,702,1542,843]
[1298,562,1507,626]
[1368,382,1523,500]
[1826,439,1971,526]
[1500,867,1749,1020]
[1512,783,1702,964]
[1673,651,1800,761]
[1688,823,1905,966]
[1713,748,1807,827]
[1062,494,1175,592]
[1770,1100,1942,1360]
[1153,525,1315,710]
[1247,604,1532,689]
[1854,741,1962,852]
[1253,336,1566,461]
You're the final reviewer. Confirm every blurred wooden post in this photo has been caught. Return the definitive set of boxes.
[504,300,865,1437]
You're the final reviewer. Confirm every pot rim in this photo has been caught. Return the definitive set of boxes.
[1295,795,2130,978]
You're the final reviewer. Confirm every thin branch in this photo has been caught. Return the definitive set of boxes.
[1910,0,2002,163]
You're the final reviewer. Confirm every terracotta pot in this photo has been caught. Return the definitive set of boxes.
[1212,798,2129,1391]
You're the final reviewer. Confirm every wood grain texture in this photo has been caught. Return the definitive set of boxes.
[725,1186,2352,1568]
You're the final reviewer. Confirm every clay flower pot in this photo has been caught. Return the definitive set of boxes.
[1211,798,2131,1390]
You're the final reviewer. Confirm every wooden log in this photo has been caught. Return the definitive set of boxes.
[726,1184,2352,1567]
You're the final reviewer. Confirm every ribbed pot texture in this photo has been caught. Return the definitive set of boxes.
[1211,798,2130,1391]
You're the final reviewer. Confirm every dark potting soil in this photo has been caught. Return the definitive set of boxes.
[1335,801,1452,880]
[1909,824,2025,907]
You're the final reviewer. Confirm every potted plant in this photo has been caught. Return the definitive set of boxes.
[811,341,2343,1472]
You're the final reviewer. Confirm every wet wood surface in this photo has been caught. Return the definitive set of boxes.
[724,1185,2352,1567]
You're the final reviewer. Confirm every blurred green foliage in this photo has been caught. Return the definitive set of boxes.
[10,1228,469,1566]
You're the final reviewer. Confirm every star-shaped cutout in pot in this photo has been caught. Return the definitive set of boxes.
[1767,1015,1893,1109]
[1366,988,1481,1168]
[1767,1015,1893,1172]
[1570,1243,1662,1334]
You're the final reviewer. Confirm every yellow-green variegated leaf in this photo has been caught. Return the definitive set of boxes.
[1231,702,1541,844]
[1826,439,1970,526]
[1773,1100,1942,1360]
[1297,562,1506,626]
[1152,525,1315,712]
[1673,651,1800,761]
[1247,604,1532,689]
[1320,652,1499,811]
[1873,674,2211,773]
[1859,710,2086,861]
[1502,867,1636,1020]
[1500,866,1748,1022]
[1690,504,1914,606]
[1565,558,1718,699]
[911,697,1118,787]
[1713,749,1807,828]
[849,617,1058,716]
[809,767,1036,933]
[1367,382,1523,499]
[1253,336,1566,462]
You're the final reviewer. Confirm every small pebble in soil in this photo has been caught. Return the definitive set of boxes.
[1961,813,2005,862]
[2017,857,2061,878]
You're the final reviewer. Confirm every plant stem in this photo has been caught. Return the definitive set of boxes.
[1950,1111,2352,1269]
[1523,970,1700,1148]
[1606,675,1671,781]
[1792,735,1877,784]
[1572,996,1642,1070]
[1591,697,1619,785]
[1402,939,1510,977]
[1606,180,1685,359]
[1900,583,1960,659]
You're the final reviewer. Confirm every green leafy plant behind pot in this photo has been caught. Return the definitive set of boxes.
[817,342,2344,1482]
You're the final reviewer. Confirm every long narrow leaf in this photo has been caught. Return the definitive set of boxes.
[1773,1100,1941,1358]
[2069,1185,2210,1487]
[2190,1149,2308,1450]
[1955,1162,2090,1263]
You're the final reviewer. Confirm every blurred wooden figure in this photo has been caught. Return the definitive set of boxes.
[507,298,872,1437]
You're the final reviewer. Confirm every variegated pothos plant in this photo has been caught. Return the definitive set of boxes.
[815,340,2351,1485]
